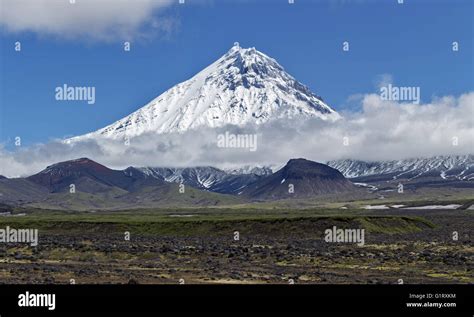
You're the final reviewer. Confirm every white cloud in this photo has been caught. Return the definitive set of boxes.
[0,0,176,42]
[0,92,473,177]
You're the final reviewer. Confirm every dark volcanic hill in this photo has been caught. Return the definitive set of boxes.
[0,177,49,205]
[10,158,242,210]
[27,158,165,193]
[241,158,356,200]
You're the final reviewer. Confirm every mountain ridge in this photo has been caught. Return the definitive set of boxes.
[1,154,472,210]
[327,155,474,181]
[0,157,356,209]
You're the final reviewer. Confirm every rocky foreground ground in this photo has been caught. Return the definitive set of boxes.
[0,209,472,284]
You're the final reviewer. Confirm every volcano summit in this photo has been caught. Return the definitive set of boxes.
[71,43,339,141]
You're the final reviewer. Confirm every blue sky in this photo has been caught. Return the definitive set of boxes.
[0,0,473,146]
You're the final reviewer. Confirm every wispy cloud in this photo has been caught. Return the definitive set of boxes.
[1,92,473,177]
[0,0,177,42]
[374,73,394,90]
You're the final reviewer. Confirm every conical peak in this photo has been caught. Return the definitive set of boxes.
[226,43,255,56]
[221,44,283,77]
[225,42,266,57]
[68,44,339,140]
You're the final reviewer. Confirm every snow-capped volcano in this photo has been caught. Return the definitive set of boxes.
[71,43,339,141]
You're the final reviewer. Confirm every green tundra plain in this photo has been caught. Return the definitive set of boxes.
[0,193,472,284]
